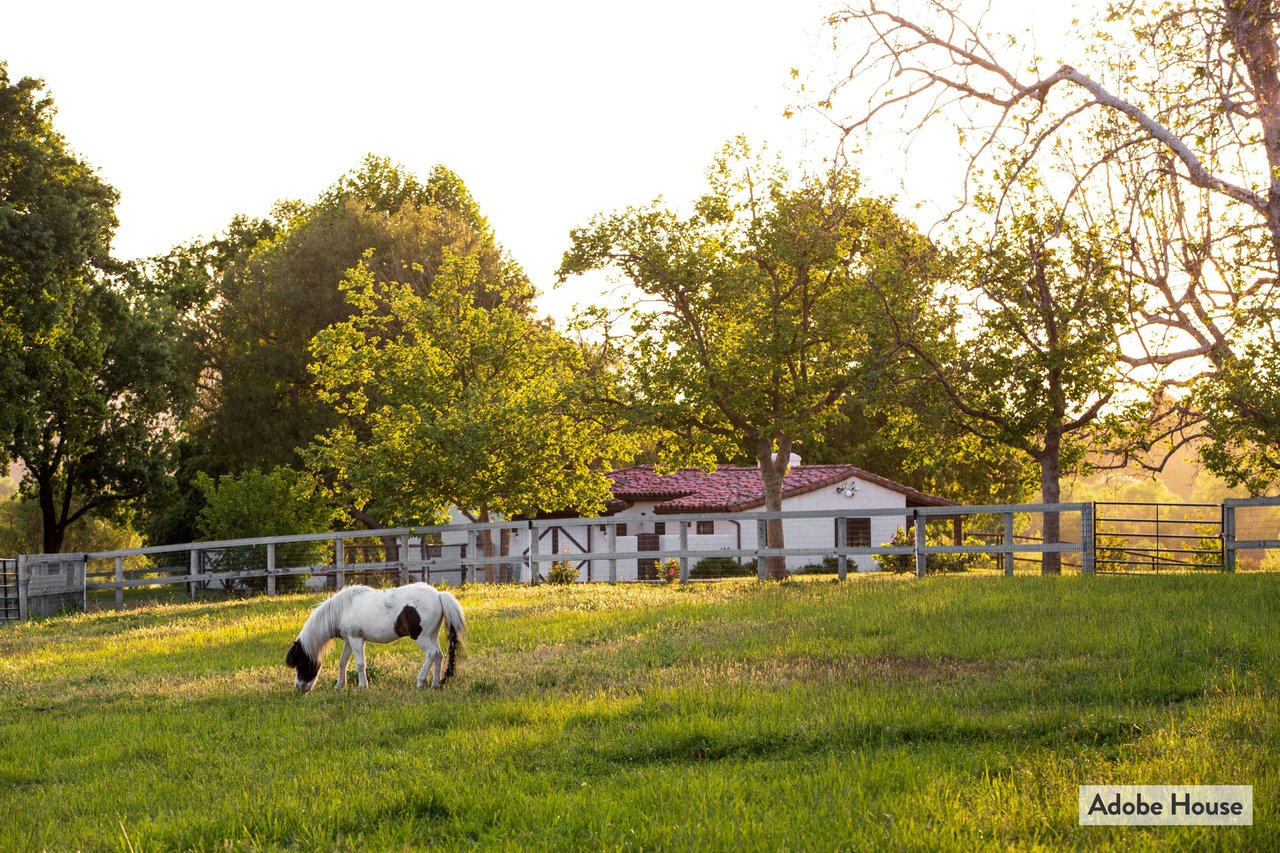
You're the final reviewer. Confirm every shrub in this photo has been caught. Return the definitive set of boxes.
[546,559,578,585]
[658,558,681,584]
[691,556,756,579]
[873,527,994,574]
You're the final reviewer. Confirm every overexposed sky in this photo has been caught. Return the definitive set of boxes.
[4,0,1086,318]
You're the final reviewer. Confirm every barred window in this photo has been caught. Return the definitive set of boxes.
[845,518,871,548]
[697,521,715,535]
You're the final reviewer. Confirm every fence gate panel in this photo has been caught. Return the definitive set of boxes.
[0,558,18,621]
[1093,502,1224,572]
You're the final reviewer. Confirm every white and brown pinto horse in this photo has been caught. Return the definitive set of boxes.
[286,583,466,692]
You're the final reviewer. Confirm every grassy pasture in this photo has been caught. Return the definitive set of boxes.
[0,575,1276,851]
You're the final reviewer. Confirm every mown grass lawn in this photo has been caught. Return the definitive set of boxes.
[0,574,1275,851]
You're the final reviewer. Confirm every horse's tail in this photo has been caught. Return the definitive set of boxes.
[439,590,467,684]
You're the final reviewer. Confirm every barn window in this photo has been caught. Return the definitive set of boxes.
[845,518,871,548]
[615,523,628,537]
[696,521,715,535]
[653,522,666,535]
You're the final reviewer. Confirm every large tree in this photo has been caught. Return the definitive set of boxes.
[825,0,1280,491]
[307,252,636,560]
[1,65,187,552]
[143,156,536,542]
[905,199,1135,572]
[559,142,935,578]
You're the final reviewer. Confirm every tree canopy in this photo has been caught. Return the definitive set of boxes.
[825,0,1280,493]
[308,252,636,532]
[559,141,936,576]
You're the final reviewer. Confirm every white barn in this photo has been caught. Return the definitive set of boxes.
[538,462,958,581]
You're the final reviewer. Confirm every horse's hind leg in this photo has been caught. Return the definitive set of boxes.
[348,636,368,689]
[335,642,352,688]
[416,636,443,689]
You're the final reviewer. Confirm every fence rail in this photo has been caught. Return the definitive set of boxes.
[3,497,1275,620]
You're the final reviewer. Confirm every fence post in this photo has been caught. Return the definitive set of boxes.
[1223,502,1237,573]
[114,556,125,610]
[529,524,540,584]
[679,522,690,583]
[1003,512,1015,577]
[189,550,200,600]
[266,542,276,596]
[1081,504,1096,575]
[399,533,410,585]
[17,555,28,621]
[756,518,768,581]
[607,522,617,584]
[913,511,926,578]
[836,516,848,582]
[335,539,345,590]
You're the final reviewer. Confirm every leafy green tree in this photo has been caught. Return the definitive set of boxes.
[143,156,535,542]
[1,65,188,553]
[308,253,636,557]
[559,142,935,578]
[904,200,1133,572]
[194,466,332,540]
[806,396,1037,506]
[1,64,119,445]
[825,0,1280,493]
[193,466,333,591]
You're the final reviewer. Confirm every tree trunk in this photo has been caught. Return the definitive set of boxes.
[1039,437,1063,575]
[477,506,497,583]
[38,477,65,554]
[757,438,792,580]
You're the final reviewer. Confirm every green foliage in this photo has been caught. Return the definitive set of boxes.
[560,141,936,578]
[194,467,332,542]
[691,555,754,579]
[308,254,636,527]
[1,65,190,553]
[657,557,681,584]
[546,558,579,585]
[0,495,141,557]
[560,141,935,475]
[1196,341,1280,495]
[140,156,536,541]
[872,527,994,574]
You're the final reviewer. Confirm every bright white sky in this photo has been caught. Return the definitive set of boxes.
[4,0,1086,319]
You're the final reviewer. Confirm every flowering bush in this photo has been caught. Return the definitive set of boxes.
[658,558,682,584]
[546,558,579,585]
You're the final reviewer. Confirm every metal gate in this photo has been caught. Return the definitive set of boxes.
[1093,502,1225,572]
[0,558,19,620]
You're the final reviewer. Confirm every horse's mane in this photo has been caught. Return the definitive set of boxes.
[298,584,369,661]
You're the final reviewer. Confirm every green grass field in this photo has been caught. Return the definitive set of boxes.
[0,574,1275,851]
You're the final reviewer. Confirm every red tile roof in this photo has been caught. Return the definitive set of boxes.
[606,465,955,514]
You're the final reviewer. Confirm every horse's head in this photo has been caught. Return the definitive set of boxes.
[285,639,321,693]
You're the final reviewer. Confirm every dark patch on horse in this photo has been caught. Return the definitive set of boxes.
[286,639,320,683]
[394,605,423,640]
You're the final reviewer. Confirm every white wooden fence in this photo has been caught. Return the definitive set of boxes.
[6,497,1273,620]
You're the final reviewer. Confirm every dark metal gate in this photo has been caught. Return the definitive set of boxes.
[0,558,19,620]
[1093,502,1225,572]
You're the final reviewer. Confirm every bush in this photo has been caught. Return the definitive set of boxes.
[691,556,756,579]
[658,558,681,584]
[873,527,994,574]
[194,467,333,593]
[546,560,578,585]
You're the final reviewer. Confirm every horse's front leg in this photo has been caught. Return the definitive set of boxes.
[335,641,352,688]
[348,636,368,689]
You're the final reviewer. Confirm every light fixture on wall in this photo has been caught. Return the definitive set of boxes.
[834,482,858,498]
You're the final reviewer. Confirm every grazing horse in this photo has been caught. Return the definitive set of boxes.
[285,582,466,693]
